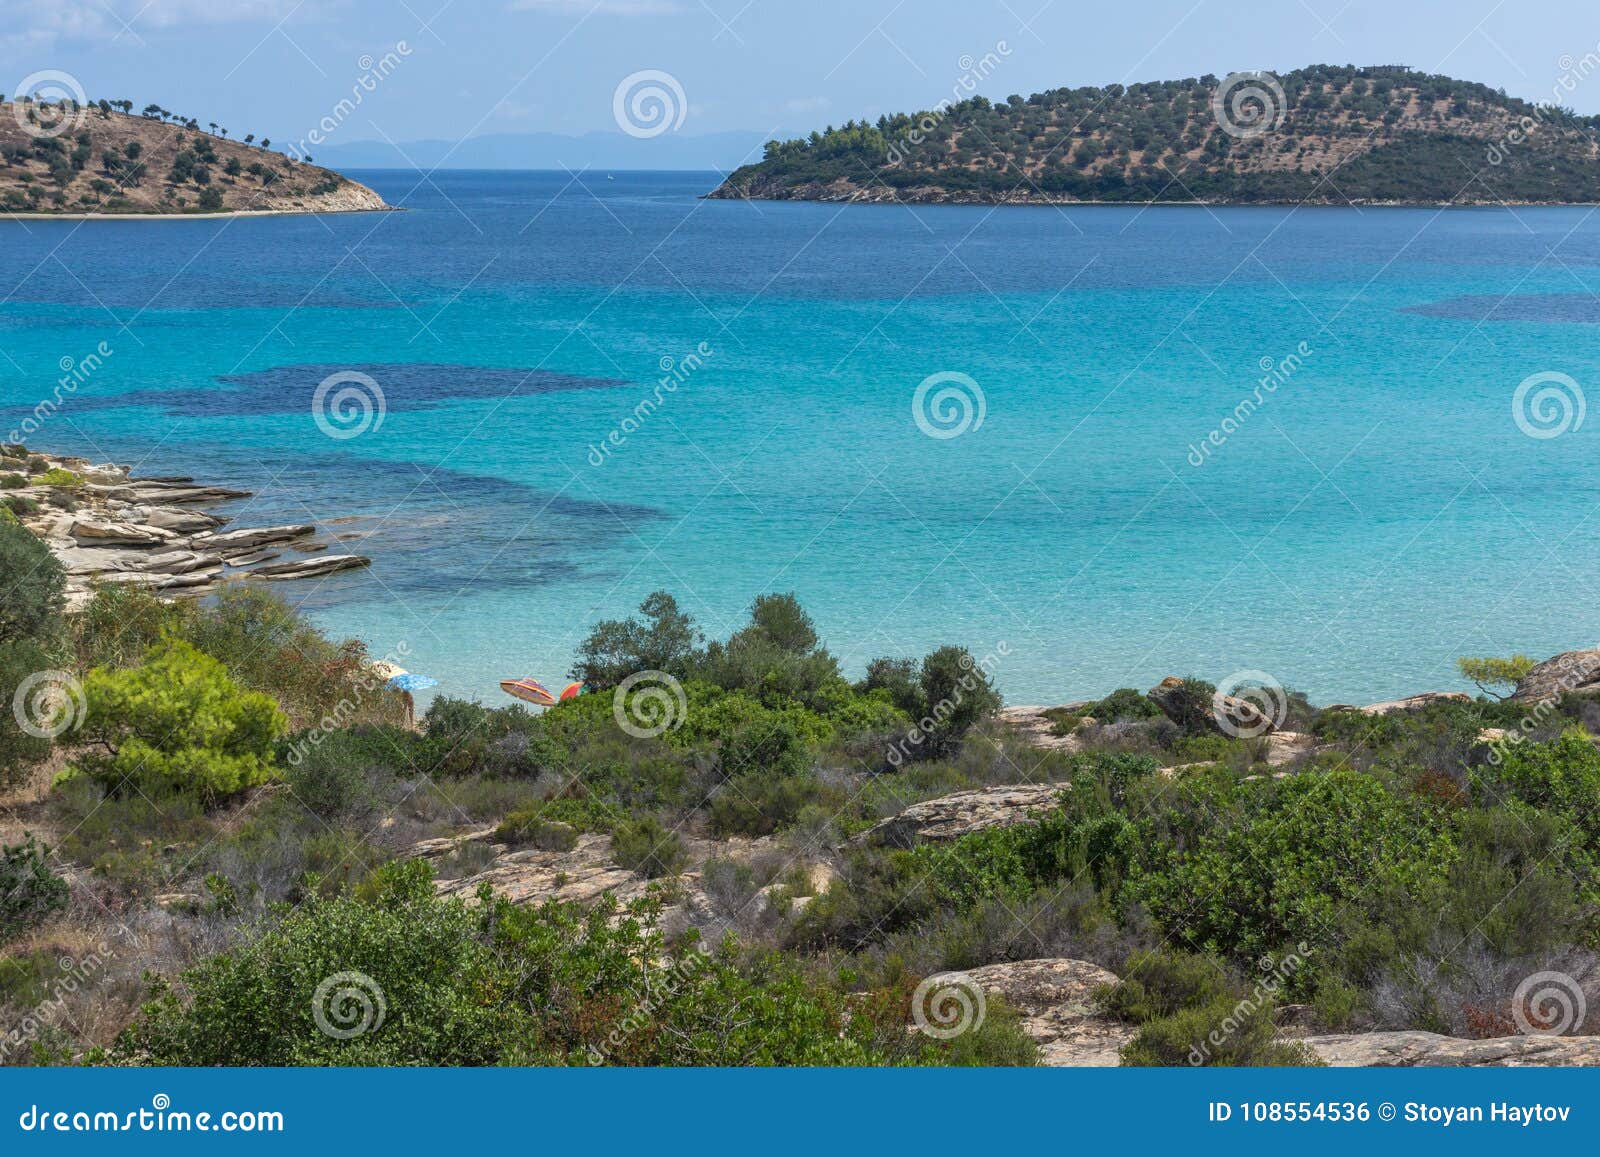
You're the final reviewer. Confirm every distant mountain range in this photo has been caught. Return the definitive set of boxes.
[314,130,771,172]
[710,64,1600,206]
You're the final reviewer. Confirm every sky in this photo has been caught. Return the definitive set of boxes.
[4,0,1600,162]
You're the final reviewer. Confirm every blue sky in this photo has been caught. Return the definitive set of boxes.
[5,0,1600,157]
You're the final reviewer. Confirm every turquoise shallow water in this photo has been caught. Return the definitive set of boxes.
[2,171,1599,705]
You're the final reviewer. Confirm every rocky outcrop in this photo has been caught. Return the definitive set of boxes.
[1324,691,1473,714]
[1148,676,1278,735]
[997,705,1088,754]
[194,524,315,551]
[8,447,375,607]
[966,958,1132,1065]
[860,783,1066,847]
[1303,1031,1600,1066]
[249,554,370,580]
[1511,650,1600,704]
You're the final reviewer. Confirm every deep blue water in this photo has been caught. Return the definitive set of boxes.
[3,170,1599,704]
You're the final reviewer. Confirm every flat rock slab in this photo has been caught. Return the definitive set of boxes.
[196,524,315,550]
[966,958,1132,1066]
[861,783,1066,846]
[435,833,653,908]
[70,519,177,547]
[248,554,370,579]
[1303,1031,1600,1066]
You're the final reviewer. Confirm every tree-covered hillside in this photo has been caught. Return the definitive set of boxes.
[710,65,1600,205]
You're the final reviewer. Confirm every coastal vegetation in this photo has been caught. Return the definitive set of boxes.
[0,97,383,215]
[711,64,1600,205]
[3,498,1600,1066]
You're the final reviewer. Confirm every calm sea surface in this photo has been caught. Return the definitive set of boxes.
[3,171,1599,704]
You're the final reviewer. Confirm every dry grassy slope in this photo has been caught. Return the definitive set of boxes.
[0,102,387,215]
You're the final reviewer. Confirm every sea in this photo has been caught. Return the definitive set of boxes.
[2,170,1599,706]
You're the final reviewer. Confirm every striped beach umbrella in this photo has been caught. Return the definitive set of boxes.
[560,681,585,700]
[500,677,558,707]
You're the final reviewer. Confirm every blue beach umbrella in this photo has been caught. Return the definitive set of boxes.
[388,673,439,692]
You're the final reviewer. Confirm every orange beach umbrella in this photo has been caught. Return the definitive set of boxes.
[500,677,558,707]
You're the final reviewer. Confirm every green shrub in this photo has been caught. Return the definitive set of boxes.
[0,520,64,646]
[114,860,925,1066]
[572,590,701,689]
[610,815,687,878]
[0,473,26,489]
[33,468,81,488]
[1102,950,1238,1023]
[69,638,287,803]
[1121,996,1320,1066]
[709,772,822,836]
[0,836,69,943]
[283,732,375,820]
[1088,687,1163,723]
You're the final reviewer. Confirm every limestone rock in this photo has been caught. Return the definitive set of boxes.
[435,833,654,908]
[1148,676,1278,735]
[247,554,370,580]
[195,524,315,551]
[70,519,176,548]
[965,958,1132,1066]
[1329,691,1473,715]
[1303,1031,1600,1067]
[1511,650,1600,704]
[997,705,1088,754]
[143,507,227,533]
[861,783,1065,846]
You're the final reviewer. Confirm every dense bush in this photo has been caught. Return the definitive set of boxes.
[571,590,700,689]
[114,859,1026,1066]
[69,638,286,802]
